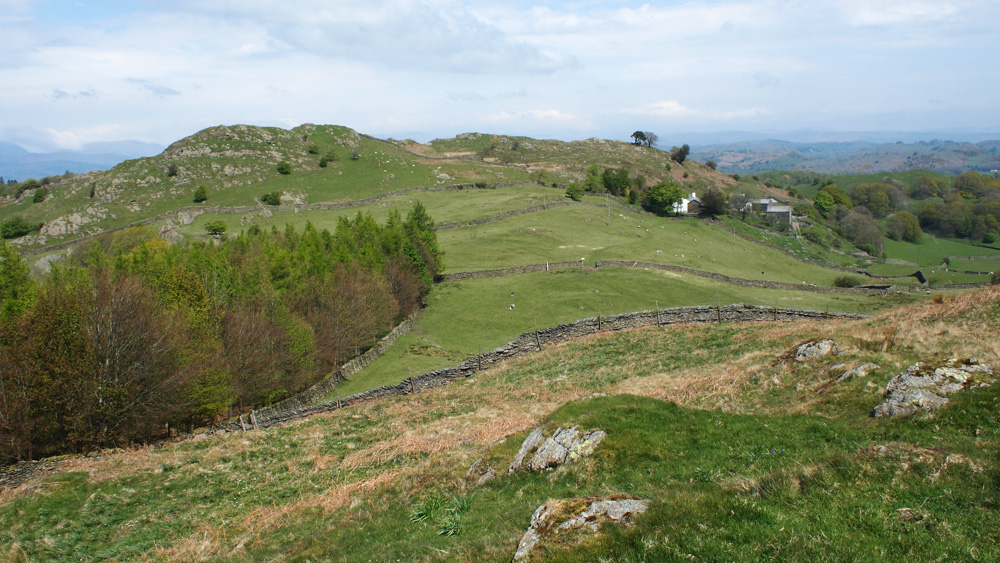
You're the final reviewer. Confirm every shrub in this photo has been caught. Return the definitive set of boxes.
[166,164,179,177]
[276,161,292,175]
[670,144,690,163]
[705,160,717,170]
[307,144,320,154]
[833,275,863,288]
[0,216,41,239]
[32,186,49,203]
[565,182,585,202]
[204,220,227,236]
[261,192,282,206]
[193,185,208,203]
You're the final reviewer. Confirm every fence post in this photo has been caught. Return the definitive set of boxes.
[239,415,247,432]
[534,319,542,351]
[656,300,660,327]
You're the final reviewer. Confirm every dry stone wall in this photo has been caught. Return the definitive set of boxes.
[217,304,864,432]
[438,261,584,282]
[440,259,891,295]
[240,308,422,424]
[20,181,540,256]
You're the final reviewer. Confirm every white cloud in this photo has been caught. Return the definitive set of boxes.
[626,100,769,122]
[483,109,585,124]
[2,0,999,150]
[752,72,781,89]
[43,124,126,151]
[839,0,960,27]
[126,79,181,98]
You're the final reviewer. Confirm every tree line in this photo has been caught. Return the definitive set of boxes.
[0,203,442,463]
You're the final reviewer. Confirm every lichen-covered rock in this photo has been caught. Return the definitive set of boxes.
[794,339,838,361]
[507,427,545,474]
[873,359,994,418]
[816,362,880,393]
[526,427,606,472]
[500,425,605,476]
[840,363,879,381]
[512,497,650,561]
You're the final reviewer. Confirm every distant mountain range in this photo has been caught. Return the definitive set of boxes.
[0,141,165,182]
[689,138,1000,175]
[6,128,1000,181]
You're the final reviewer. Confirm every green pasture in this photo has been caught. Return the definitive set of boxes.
[325,267,922,398]
[436,206,851,285]
[883,236,1000,267]
[720,215,857,267]
[175,184,576,237]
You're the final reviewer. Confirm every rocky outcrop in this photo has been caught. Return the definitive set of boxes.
[508,426,606,474]
[816,362,880,393]
[838,362,879,380]
[794,339,839,361]
[40,206,112,236]
[512,496,650,561]
[872,359,994,417]
[466,425,606,485]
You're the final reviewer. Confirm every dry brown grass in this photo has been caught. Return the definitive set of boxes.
[11,288,1000,561]
[859,287,1000,365]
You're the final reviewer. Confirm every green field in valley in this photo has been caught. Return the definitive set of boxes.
[326,267,923,397]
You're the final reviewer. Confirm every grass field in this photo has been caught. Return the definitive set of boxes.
[175,183,575,238]
[3,288,997,562]
[436,206,853,285]
[326,267,924,398]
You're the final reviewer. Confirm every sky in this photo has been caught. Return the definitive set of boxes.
[2,0,999,152]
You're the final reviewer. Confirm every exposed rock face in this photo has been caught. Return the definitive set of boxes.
[467,425,606,485]
[794,339,838,361]
[40,206,111,236]
[873,359,994,418]
[512,497,650,561]
[508,427,545,475]
[816,362,880,393]
[839,363,879,381]
[507,426,606,474]
[280,191,307,205]
[34,252,65,274]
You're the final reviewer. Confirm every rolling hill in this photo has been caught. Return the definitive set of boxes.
[691,139,1000,175]
[2,124,1000,561]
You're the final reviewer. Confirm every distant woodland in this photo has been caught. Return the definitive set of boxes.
[0,204,441,463]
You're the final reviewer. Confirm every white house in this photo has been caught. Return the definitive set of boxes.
[673,192,701,214]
